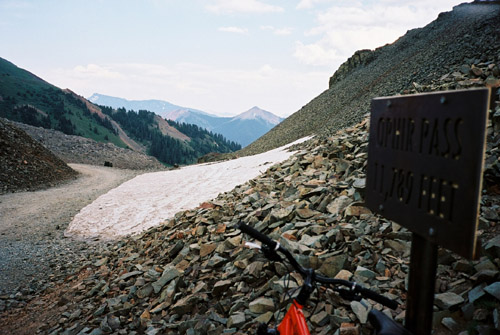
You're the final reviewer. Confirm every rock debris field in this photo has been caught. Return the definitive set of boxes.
[1,104,500,334]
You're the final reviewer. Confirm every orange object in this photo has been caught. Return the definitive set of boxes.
[277,300,311,335]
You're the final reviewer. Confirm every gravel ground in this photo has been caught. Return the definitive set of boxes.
[0,164,145,297]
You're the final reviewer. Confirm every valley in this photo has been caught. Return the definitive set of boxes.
[1,2,500,334]
[0,59,243,167]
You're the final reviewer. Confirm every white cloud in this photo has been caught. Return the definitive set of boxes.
[73,64,123,79]
[294,41,341,67]
[260,25,292,36]
[257,64,275,77]
[206,0,284,14]
[274,27,292,36]
[294,1,459,67]
[218,26,249,34]
[296,0,334,10]
[313,5,426,32]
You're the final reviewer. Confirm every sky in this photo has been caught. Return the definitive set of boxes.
[1,0,463,117]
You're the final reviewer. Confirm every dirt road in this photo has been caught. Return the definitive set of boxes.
[0,164,144,295]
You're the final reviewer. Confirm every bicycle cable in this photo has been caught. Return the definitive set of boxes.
[275,258,300,330]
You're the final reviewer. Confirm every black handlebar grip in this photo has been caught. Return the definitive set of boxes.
[237,222,277,249]
[357,286,399,310]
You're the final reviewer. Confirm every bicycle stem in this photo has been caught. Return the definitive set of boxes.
[296,268,314,306]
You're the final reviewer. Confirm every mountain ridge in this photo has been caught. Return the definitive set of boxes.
[0,60,241,165]
[233,106,282,124]
[0,58,137,149]
[88,93,209,117]
[89,93,283,147]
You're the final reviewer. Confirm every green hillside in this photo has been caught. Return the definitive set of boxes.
[100,105,241,165]
[0,57,126,147]
[0,58,243,166]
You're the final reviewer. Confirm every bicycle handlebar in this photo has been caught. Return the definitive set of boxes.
[238,222,278,250]
[356,285,398,310]
[237,222,398,310]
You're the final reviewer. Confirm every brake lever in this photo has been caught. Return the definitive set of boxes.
[336,288,362,302]
[261,245,283,262]
[245,241,282,262]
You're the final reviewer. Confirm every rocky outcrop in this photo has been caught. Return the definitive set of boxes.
[329,49,378,88]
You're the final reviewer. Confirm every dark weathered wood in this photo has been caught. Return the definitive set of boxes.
[405,233,438,334]
[365,88,490,259]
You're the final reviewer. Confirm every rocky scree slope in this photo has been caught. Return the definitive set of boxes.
[11,120,165,171]
[1,63,500,334]
[240,2,500,156]
[0,118,78,194]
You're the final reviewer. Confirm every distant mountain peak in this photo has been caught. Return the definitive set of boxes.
[88,93,210,118]
[88,93,102,103]
[87,94,284,147]
[234,106,283,125]
[163,109,191,121]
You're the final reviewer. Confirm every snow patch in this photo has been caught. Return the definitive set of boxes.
[65,137,312,240]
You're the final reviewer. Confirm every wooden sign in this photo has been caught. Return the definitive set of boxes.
[365,88,490,259]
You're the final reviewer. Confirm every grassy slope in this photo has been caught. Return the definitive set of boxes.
[0,58,126,148]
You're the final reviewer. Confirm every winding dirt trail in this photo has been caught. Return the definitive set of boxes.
[0,164,142,238]
[0,164,145,294]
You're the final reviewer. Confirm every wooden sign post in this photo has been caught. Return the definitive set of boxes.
[365,88,491,334]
